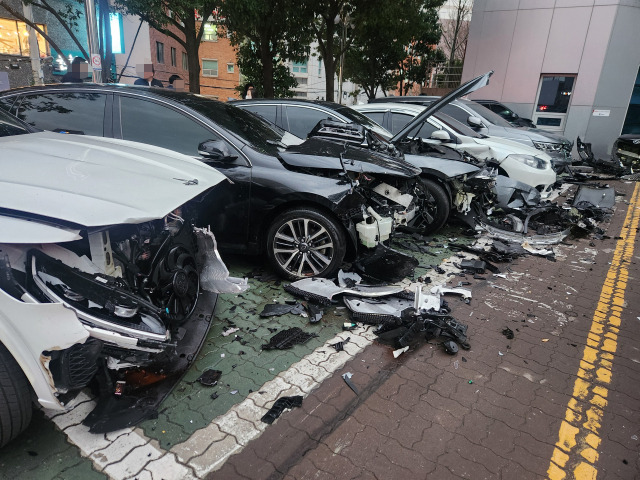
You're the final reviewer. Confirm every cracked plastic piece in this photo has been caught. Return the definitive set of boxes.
[443,340,458,355]
[393,346,409,358]
[494,175,541,209]
[330,337,350,351]
[261,327,318,350]
[261,395,303,424]
[354,244,419,283]
[479,222,570,245]
[338,269,362,288]
[306,303,324,323]
[343,296,413,324]
[284,277,406,305]
[195,227,249,294]
[259,303,304,317]
[197,369,222,386]
[342,372,359,395]
[459,259,486,273]
[430,285,472,299]
[572,186,616,210]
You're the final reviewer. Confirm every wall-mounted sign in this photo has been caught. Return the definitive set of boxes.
[592,109,610,117]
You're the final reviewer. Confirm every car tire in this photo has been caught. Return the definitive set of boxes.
[0,342,33,448]
[267,208,346,280]
[410,178,450,234]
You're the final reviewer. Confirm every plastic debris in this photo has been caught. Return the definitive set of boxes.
[501,327,514,340]
[261,396,303,424]
[342,372,359,395]
[261,327,318,350]
[338,269,362,287]
[306,303,324,323]
[285,277,406,305]
[430,285,472,299]
[393,346,409,358]
[542,338,549,342]
[330,337,350,352]
[197,369,222,386]
[222,327,240,337]
[259,302,305,317]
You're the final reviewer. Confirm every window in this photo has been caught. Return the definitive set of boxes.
[202,60,218,77]
[16,92,107,136]
[241,104,278,125]
[391,113,414,134]
[622,66,640,135]
[536,76,575,113]
[202,23,218,41]
[0,18,47,57]
[285,106,337,138]
[156,41,164,63]
[440,104,470,124]
[361,111,385,126]
[170,47,177,67]
[318,62,322,76]
[296,77,308,85]
[0,110,29,137]
[227,63,234,74]
[292,61,307,74]
[293,92,308,99]
[119,96,220,156]
[182,52,188,71]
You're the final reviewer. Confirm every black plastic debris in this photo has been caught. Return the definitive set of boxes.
[354,244,418,283]
[342,372,359,395]
[443,340,459,355]
[501,327,514,340]
[330,337,350,351]
[460,259,486,273]
[573,185,616,210]
[259,302,304,318]
[261,327,318,350]
[197,369,222,386]
[261,395,303,424]
[306,303,324,323]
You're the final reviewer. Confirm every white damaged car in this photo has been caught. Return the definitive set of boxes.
[0,113,247,445]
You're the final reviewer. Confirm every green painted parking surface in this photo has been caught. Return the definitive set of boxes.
[0,228,470,478]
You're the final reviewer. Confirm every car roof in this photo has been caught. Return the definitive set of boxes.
[355,102,426,113]
[233,98,349,110]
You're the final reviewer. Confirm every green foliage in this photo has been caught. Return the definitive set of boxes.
[343,0,445,98]
[235,41,298,98]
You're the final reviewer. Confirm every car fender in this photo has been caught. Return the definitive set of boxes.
[0,287,89,411]
[404,154,481,179]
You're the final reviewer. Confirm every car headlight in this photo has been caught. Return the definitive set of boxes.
[507,154,548,170]
[532,141,564,153]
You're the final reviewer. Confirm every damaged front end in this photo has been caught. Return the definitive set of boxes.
[0,212,247,432]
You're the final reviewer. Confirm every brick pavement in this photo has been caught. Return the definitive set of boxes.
[214,180,640,479]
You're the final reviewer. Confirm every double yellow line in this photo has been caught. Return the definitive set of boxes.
[547,183,640,480]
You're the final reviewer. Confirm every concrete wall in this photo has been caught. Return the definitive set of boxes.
[462,0,640,157]
[113,15,151,85]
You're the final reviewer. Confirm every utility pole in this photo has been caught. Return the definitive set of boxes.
[84,0,101,82]
[22,2,43,85]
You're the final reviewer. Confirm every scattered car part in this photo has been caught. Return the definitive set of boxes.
[393,346,410,358]
[330,337,350,352]
[260,303,305,317]
[261,328,318,350]
[306,303,324,323]
[430,286,472,299]
[284,277,406,305]
[261,395,303,424]
[354,244,419,282]
[573,186,616,210]
[197,369,222,386]
[342,372,359,395]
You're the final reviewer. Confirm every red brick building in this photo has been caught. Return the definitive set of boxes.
[149,22,240,100]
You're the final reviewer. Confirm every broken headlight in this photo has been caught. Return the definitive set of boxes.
[532,141,565,153]
[507,154,548,170]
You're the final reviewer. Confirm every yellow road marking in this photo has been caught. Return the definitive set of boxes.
[547,183,640,480]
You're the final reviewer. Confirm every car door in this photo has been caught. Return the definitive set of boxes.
[283,105,342,138]
[12,90,111,136]
[113,93,252,249]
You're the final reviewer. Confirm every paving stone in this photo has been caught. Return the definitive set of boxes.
[142,452,196,480]
[101,442,163,479]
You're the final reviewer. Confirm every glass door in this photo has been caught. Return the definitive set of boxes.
[532,75,575,132]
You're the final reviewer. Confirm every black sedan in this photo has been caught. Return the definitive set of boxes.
[0,84,422,280]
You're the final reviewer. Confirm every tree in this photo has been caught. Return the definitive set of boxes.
[440,0,471,66]
[219,0,313,98]
[343,0,444,99]
[234,41,298,98]
[116,0,218,93]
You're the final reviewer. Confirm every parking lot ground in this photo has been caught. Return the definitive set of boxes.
[2,180,639,479]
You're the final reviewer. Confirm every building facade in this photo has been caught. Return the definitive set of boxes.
[462,0,640,157]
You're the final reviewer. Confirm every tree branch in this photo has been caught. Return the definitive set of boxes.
[0,0,70,66]
[34,0,89,59]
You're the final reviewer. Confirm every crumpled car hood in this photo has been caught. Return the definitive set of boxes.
[279,137,421,178]
[0,132,226,227]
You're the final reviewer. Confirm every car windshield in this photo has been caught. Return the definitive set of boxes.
[0,109,31,137]
[162,94,286,154]
[433,112,483,138]
[464,101,513,128]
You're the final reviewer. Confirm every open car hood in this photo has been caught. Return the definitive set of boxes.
[279,137,421,178]
[391,71,494,144]
[0,132,226,229]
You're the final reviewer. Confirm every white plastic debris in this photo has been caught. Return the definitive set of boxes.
[414,285,441,312]
[393,346,409,358]
[430,285,472,299]
[521,241,554,256]
[338,269,362,287]
[222,327,240,337]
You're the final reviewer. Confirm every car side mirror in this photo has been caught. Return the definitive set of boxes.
[430,129,451,142]
[198,140,237,161]
[467,116,484,128]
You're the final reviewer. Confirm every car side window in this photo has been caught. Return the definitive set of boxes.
[391,113,414,133]
[0,97,16,113]
[119,96,220,156]
[241,104,278,125]
[416,122,438,139]
[16,92,107,135]
[363,111,385,127]
[440,104,470,124]
[285,106,338,138]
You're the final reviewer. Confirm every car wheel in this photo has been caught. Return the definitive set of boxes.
[0,342,33,448]
[410,178,450,234]
[267,208,346,280]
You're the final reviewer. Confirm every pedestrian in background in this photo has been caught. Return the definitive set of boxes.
[135,63,163,87]
[167,74,185,91]
[60,57,88,83]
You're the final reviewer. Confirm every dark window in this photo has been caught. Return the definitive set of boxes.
[156,42,164,63]
[170,47,177,67]
[536,76,575,113]
[391,113,414,134]
[241,104,278,125]
[361,111,385,126]
[440,104,470,124]
[466,102,513,127]
[182,52,188,71]
[536,117,562,127]
[0,96,16,113]
[0,109,30,137]
[285,106,338,138]
[16,92,107,136]
[622,66,640,135]
[416,122,438,138]
[119,96,219,156]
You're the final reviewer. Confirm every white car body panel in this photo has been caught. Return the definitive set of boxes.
[0,132,226,232]
[0,216,82,244]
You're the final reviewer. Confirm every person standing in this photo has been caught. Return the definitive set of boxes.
[60,57,88,83]
[134,63,163,87]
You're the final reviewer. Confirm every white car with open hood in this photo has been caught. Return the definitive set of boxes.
[0,122,247,445]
